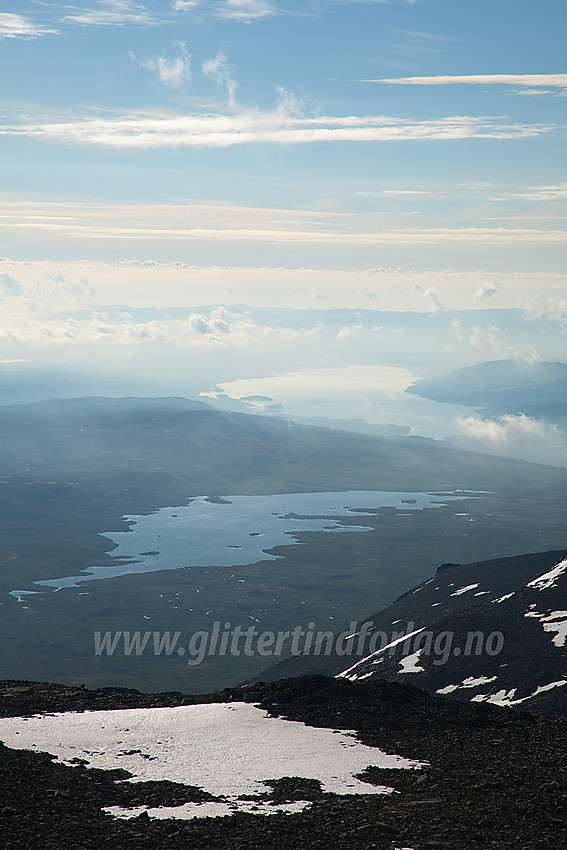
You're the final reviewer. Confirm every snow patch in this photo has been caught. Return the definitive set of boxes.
[0,703,424,820]
[436,675,497,695]
[436,684,459,695]
[450,583,480,597]
[337,627,425,680]
[532,679,567,696]
[492,591,515,604]
[398,650,425,674]
[462,675,498,688]
[527,559,567,591]
[472,688,518,706]
[106,801,308,819]
[525,609,567,647]
[471,679,567,707]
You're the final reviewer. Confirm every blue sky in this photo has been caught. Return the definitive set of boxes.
[1,1,566,462]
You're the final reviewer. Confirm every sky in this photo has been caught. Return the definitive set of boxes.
[1,0,566,460]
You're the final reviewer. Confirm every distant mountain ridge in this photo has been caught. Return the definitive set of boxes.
[406,358,567,413]
[0,395,211,415]
[4,393,564,494]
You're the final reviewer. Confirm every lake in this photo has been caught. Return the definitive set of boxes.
[26,490,470,593]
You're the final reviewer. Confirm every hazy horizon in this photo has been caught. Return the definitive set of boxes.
[1,1,566,465]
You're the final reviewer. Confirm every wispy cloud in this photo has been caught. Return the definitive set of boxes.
[171,0,277,21]
[61,1,160,27]
[507,183,567,202]
[449,318,509,356]
[381,189,431,196]
[202,52,239,108]
[394,29,449,41]
[1,201,565,246]
[356,189,447,199]
[142,44,192,89]
[0,13,58,39]
[2,108,552,149]
[371,73,567,92]
[217,0,277,21]
[2,221,565,245]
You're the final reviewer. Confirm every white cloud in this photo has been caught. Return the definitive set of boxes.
[1,260,566,436]
[337,324,362,339]
[514,89,556,97]
[217,0,277,21]
[2,107,552,149]
[202,53,227,77]
[2,215,564,246]
[373,74,567,92]
[0,304,307,352]
[143,45,192,89]
[202,52,239,107]
[449,319,509,356]
[356,188,448,200]
[0,270,96,318]
[454,414,567,466]
[523,299,567,326]
[474,282,501,300]
[1,256,566,315]
[0,13,58,39]
[508,183,567,202]
[457,414,550,444]
[61,1,159,27]
[0,273,23,297]
[172,0,276,20]
[381,189,429,196]
[424,287,444,310]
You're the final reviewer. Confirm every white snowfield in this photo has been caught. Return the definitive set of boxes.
[527,559,567,591]
[0,702,424,820]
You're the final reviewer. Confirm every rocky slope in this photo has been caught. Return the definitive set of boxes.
[250,549,567,717]
[0,676,566,849]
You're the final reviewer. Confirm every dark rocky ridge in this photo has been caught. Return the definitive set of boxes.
[0,675,566,849]
[249,549,567,717]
